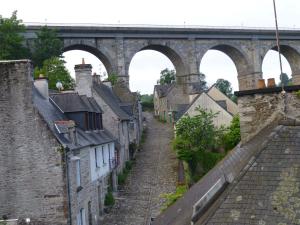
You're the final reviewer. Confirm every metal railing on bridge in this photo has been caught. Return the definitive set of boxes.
[23,22,300,31]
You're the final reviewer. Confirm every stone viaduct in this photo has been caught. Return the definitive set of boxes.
[24,25,300,90]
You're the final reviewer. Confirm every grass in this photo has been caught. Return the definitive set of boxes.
[160,185,188,211]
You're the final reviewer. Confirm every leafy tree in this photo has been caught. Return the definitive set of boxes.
[34,57,75,90]
[215,79,233,97]
[198,72,208,90]
[32,26,63,67]
[221,116,241,151]
[159,68,176,85]
[174,108,219,174]
[215,78,237,103]
[140,94,154,111]
[0,11,30,60]
[106,74,118,85]
[278,73,292,86]
[173,108,240,184]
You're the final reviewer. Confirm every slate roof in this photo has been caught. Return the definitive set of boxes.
[152,124,300,225]
[33,88,115,150]
[50,92,102,113]
[93,82,130,120]
[204,125,300,225]
[154,83,174,98]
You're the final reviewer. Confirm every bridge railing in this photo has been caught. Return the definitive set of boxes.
[23,22,300,31]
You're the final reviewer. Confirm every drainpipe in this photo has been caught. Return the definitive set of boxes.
[65,146,72,225]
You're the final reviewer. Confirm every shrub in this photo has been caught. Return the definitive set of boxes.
[104,191,115,206]
[125,161,133,171]
[222,116,241,151]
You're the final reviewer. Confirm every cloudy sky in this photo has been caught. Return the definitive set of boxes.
[2,0,299,93]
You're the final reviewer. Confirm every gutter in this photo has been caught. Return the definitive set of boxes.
[65,146,72,225]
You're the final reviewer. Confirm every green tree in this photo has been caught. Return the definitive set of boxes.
[0,11,30,60]
[221,116,241,151]
[215,79,233,97]
[215,78,237,103]
[174,108,219,174]
[159,68,176,85]
[32,26,63,67]
[106,74,118,85]
[140,94,154,111]
[34,57,75,90]
[278,73,292,86]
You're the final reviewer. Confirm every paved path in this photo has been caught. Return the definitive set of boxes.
[102,112,178,225]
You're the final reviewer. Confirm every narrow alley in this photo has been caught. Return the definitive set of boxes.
[102,112,178,225]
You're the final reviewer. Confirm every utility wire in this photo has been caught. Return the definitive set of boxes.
[272,0,285,91]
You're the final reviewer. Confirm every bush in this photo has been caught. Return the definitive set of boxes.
[222,116,241,151]
[104,191,115,206]
[118,160,134,186]
[125,161,133,171]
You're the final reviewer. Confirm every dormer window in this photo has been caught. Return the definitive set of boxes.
[85,112,89,130]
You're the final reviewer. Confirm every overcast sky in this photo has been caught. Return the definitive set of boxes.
[2,0,299,93]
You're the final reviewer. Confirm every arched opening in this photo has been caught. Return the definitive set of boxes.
[200,45,250,91]
[262,45,300,85]
[200,50,239,91]
[63,44,113,79]
[63,50,108,81]
[128,48,179,94]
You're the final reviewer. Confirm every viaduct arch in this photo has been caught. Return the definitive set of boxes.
[24,25,300,90]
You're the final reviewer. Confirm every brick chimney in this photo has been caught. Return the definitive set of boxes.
[34,74,49,99]
[75,58,93,97]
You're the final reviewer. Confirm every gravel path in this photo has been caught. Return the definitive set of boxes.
[102,112,178,225]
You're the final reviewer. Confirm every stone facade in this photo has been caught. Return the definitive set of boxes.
[0,60,67,224]
[68,143,115,225]
[237,86,300,144]
[75,63,134,171]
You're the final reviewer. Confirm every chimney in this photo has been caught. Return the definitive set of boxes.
[74,58,93,97]
[92,72,101,84]
[67,120,78,145]
[34,74,49,99]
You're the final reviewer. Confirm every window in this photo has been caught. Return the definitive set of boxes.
[77,208,86,225]
[89,112,93,130]
[85,112,89,130]
[93,113,97,130]
[99,114,103,130]
[95,148,100,168]
[102,146,105,165]
[76,160,81,187]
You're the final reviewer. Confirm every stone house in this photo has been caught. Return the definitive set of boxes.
[153,74,206,123]
[0,60,117,225]
[75,61,142,167]
[176,85,238,127]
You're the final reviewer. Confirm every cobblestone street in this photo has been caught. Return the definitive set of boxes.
[102,112,178,225]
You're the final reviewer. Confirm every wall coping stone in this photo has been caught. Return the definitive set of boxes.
[234,85,300,96]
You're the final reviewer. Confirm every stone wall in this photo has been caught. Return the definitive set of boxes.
[0,60,67,224]
[237,87,300,144]
[68,147,110,225]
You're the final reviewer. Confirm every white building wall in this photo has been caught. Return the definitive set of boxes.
[185,93,233,127]
[90,142,115,182]
[207,86,238,115]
